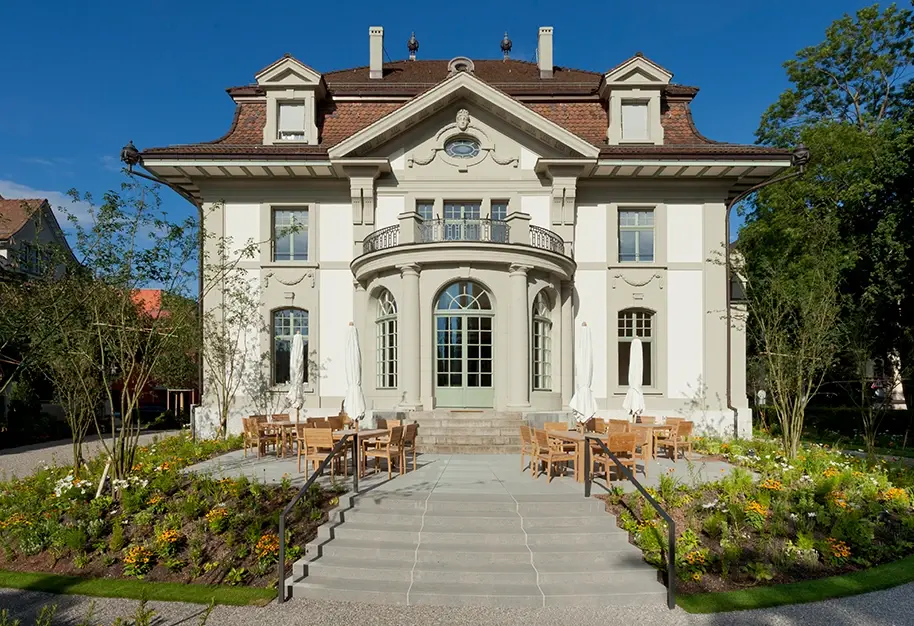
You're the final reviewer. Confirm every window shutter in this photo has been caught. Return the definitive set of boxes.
[278,103,306,131]
[621,102,649,141]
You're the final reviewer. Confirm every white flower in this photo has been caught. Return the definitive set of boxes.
[789,513,798,521]
[807,512,816,518]
[702,499,719,509]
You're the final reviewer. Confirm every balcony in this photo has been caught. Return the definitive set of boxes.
[362,216,568,256]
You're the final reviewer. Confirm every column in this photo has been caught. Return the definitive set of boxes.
[507,264,532,409]
[397,263,422,409]
[561,280,573,407]
[552,278,563,399]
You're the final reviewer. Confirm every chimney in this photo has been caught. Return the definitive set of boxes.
[369,26,384,79]
[537,27,553,79]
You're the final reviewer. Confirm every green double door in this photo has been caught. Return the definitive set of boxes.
[434,281,494,408]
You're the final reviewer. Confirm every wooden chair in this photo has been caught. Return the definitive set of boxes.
[532,429,576,482]
[636,415,656,424]
[665,417,685,426]
[298,427,344,476]
[271,414,291,423]
[401,423,419,472]
[544,421,569,432]
[242,417,278,458]
[363,425,404,479]
[593,432,639,483]
[312,419,332,429]
[327,415,344,431]
[519,424,535,473]
[591,418,607,434]
[606,419,630,434]
[306,417,326,428]
[655,421,693,461]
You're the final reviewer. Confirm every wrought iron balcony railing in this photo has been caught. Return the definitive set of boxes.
[361,219,567,256]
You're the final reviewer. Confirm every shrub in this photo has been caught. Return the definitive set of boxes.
[122,545,155,578]
[205,507,229,533]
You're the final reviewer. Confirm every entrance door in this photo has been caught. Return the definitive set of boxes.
[434,281,494,407]
[443,202,482,241]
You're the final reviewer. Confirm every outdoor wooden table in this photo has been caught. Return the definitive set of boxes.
[546,430,607,483]
[274,425,387,459]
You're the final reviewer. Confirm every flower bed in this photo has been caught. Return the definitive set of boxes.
[0,433,344,587]
[603,437,914,593]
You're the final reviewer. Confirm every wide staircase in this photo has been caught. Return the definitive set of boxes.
[409,409,524,454]
[286,456,667,607]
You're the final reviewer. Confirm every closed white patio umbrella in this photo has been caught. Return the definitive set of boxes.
[569,322,597,424]
[622,337,646,419]
[285,332,306,424]
[343,322,367,425]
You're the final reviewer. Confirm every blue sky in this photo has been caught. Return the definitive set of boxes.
[0,0,876,239]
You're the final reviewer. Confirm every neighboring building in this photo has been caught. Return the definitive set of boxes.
[0,196,74,279]
[138,27,793,440]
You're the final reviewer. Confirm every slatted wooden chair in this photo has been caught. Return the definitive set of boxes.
[271,414,291,423]
[655,421,694,461]
[543,421,575,453]
[363,425,404,479]
[327,415,344,431]
[242,416,278,458]
[519,424,536,473]
[606,419,630,434]
[401,423,419,472]
[593,432,639,483]
[532,429,576,482]
[591,418,608,434]
[298,427,344,476]
[636,415,657,424]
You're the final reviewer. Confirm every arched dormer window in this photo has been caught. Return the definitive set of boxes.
[273,308,309,384]
[376,289,398,389]
[532,291,553,391]
[618,309,654,387]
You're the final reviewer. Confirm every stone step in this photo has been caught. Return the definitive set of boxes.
[302,538,645,568]
[411,418,524,427]
[337,494,605,514]
[287,576,666,607]
[417,426,521,437]
[417,444,521,454]
[316,522,632,546]
[410,411,522,421]
[295,556,659,586]
[328,507,609,528]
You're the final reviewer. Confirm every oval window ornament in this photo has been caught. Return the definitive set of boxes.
[445,138,480,158]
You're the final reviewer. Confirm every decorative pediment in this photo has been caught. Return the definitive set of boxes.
[602,54,672,92]
[406,108,519,170]
[255,54,323,89]
[328,71,600,160]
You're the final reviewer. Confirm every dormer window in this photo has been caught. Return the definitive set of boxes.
[621,100,650,142]
[277,102,306,141]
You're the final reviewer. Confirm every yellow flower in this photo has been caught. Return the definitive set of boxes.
[745,501,768,517]
[255,533,281,560]
[760,478,783,491]
[147,494,163,506]
[691,572,702,582]
[880,487,909,503]
[157,529,181,544]
[829,491,849,509]
[826,537,851,560]
[205,507,228,522]
[823,467,840,479]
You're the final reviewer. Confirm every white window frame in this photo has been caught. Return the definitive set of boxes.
[621,100,650,142]
[277,101,307,142]
[272,207,309,262]
[272,308,309,385]
[617,309,654,389]
[618,208,655,263]
[376,290,398,389]
[532,292,552,391]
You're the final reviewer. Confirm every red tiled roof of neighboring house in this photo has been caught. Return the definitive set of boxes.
[139,58,791,161]
[132,289,166,319]
[0,199,45,239]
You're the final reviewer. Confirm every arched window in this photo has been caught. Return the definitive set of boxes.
[376,289,398,389]
[273,308,308,384]
[532,291,552,391]
[618,309,653,387]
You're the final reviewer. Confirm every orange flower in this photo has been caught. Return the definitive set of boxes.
[760,478,783,491]
[826,537,851,560]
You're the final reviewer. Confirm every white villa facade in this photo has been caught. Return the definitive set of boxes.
[139,27,793,440]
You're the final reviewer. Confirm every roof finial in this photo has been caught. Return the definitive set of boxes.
[501,31,512,60]
[407,32,419,61]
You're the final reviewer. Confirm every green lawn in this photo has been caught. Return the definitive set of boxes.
[678,553,914,613]
[0,570,274,606]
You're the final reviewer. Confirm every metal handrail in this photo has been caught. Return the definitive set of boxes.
[362,225,399,253]
[418,217,510,243]
[277,431,360,603]
[584,436,676,610]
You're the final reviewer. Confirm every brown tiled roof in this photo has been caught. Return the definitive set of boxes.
[0,199,44,239]
[142,59,789,161]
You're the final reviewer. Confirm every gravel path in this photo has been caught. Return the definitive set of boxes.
[0,430,182,480]
[1,582,913,625]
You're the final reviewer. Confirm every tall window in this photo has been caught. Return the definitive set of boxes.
[621,101,649,141]
[618,309,653,387]
[277,102,306,140]
[417,200,434,221]
[532,291,552,391]
[273,208,309,261]
[273,308,309,384]
[491,200,508,221]
[619,209,654,263]
[376,290,398,389]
